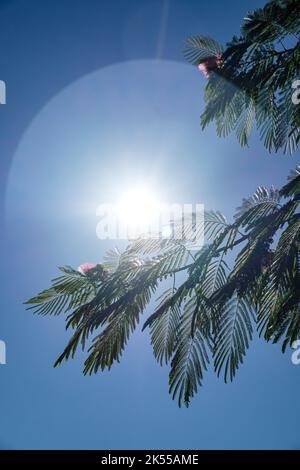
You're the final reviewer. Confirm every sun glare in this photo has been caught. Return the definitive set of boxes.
[117,187,159,234]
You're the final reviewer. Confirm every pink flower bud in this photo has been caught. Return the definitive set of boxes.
[198,62,210,78]
[78,263,97,275]
[198,55,223,78]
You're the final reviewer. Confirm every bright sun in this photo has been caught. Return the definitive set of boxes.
[117,187,159,234]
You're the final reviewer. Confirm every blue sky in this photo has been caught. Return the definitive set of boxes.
[1,0,300,450]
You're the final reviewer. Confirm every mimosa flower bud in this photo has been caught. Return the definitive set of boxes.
[78,263,97,275]
[198,54,223,78]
